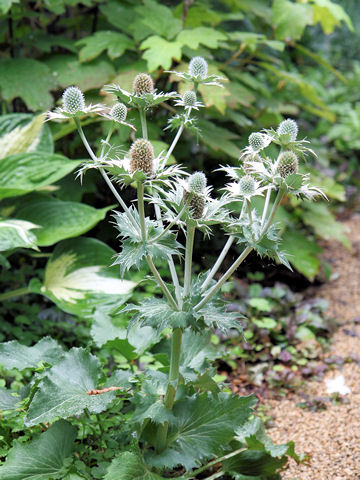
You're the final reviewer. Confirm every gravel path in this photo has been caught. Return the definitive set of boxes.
[267,215,360,480]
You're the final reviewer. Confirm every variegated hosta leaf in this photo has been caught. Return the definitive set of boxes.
[0,113,53,159]
[0,420,77,480]
[0,218,39,251]
[29,237,137,316]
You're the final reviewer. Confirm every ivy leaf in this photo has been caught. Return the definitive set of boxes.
[26,348,118,426]
[177,27,227,49]
[0,152,80,200]
[312,0,353,34]
[14,196,112,246]
[146,393,256,470]
[45,54,115,91]
[0,59,57,111]
[272,0,313,41]
[77,31,134,62]
[140,36,182,72]
[0,337,64,371]
[105,451,163,480]
[0,218,39,252]
[29,237,136,316]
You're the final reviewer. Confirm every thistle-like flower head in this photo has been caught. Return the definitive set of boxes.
[239,175,255,196]
[183,90,197,107]
[249,132,266,152]
[129,138,154,175]
[277,119,298,142]
[276,151,298,178]
[188,171,207,194]
[182,171,208,219]
[110,103,127,123]
[189,56,208,79]
[62,86,85,114]
[133,73,154,96]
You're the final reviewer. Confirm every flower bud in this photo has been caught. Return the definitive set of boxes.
[242,153,261,174]
[184,191,205,219]
[133,73,154,96]
[276,151,298,178]
[239,175,255,196]
[249,132,265,151]
[189,56,208,79]
[188,171,207,194]
[129,138,154,175]
[110,103,127,122]
[62,86,85,114]
[183,90,197,107]
[277,119,298,142]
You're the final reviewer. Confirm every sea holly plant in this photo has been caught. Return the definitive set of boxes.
[0,57,324,479]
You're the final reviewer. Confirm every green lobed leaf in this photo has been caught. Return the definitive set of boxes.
[0,420,77,480]
[0,152,80,200]
[105,451,163,480]
[77,31,135,62]
[272,0,313,41]
[140,36,182,72]
[177,27,227,49]
[0,337,64,371]
[14,196,112,246]
[134,0,182,40]
[26,348,119,426]
[0,218,39,252]
[312,0,353,34]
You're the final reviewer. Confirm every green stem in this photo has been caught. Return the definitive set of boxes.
[185,447,246,479]
[151,195,191,244]
[0,287,29,302]
[184,224,195,297]
[139,108,148,139]
[201,235,234,291]
[146,255,178,310]
[261,187,272,228]
[163,107,192,165]
[156,327,183,453]
[137,181,147,242]
[261,187,284,236]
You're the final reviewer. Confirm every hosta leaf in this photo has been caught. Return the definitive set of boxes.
[0,218,39,251]
[15,197,112,246]
[0,59,57,111]
[26,348,118,426]
[0,337,64,371]
[272,0,313,41]
[29,237,136,316]
[105,452,163,480]
[0,114,53,159]
[77,31,134,62]
[0,387,20,410]
[45,54,115,91]
[147,393,256,470]
[0,420,77,480]
[0,152,80,200]
[140,35,182,72]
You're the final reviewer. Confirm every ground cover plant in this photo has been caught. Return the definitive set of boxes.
[0,56,327,479]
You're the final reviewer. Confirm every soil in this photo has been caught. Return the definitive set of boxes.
[266,214,360,480]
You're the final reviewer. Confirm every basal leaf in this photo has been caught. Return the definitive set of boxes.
[26,348,118,426]
[15,197,112,246]
[77,31,134,62]
[0,152,80,200]
[0,218,39,252]
[105,452,163,480]
[0,420,77,480]
[0,337,64,371]
[29,237,136,316]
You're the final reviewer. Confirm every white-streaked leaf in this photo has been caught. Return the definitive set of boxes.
[0,115,48,159]
[0,218,39,251]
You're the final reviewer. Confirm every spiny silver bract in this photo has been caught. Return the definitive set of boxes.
[188,171,207,194]
[62,86,85,114]
[239,175,255,196]
[110,103,127,123]
[249,132,266,151]
[183,90,197,107]
[276,151,298,178]
[189,56,208,79]
[133,73,154,96]
[277,118,298,142]
[129,138,154,175]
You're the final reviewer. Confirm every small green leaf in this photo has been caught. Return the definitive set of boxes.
[285,173,303,190]
[140,36,182,71]
[0,420,77,480]
[105,452,163,480]
[0,218,39,252]
[0,337,64,371]
[248,298,272,312]
[252,317,277,330]
[77,31,134,62]
[0,152,80,200]
[26,348,118,426]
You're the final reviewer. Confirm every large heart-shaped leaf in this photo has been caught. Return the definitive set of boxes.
[0,387,20,411]
[29,237,136,316]
[26,348,120,426]
[0,152,80,200]
[0,337,64,371]
[15,197,112,246]
[0,420,77,480]
[0,218,39,251]
[105,452,163,480]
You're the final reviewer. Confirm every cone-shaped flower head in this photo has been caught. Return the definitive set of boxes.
[62,86,85,114]
[129,138,154,175]
[276,151,298,178]
[133,73,154,96]
[189,56,208,79]
[110,102,127,123]
[277,119,298,142]
[249,132,266,151]
[184,171,207,219]
[239,175,255,196]
[183,90,197,107]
